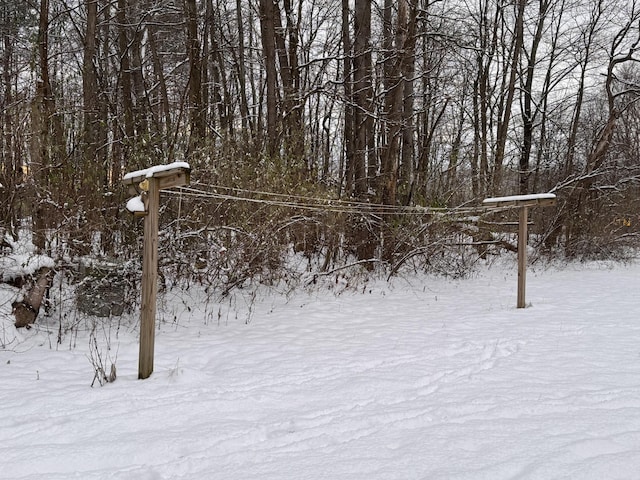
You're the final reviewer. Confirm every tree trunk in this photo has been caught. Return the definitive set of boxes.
[564,0,602,176]
[341,0,354,196]
[12,267,54,328]
[259,0,279,157]
[1,17,19,238]
[31,0,65,253]
[148,25,171,139]
[117,0,135,149]
[82,0,101,171]
[185,0,205,150]
[235,0,252,135]
[400,2,417,203]
[520,0,549,195]
[493,0,526,195]
[353,0,372,198]
[206,0,231,137]
[273,0,304,167]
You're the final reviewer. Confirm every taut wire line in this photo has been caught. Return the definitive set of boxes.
[165,184,485,217]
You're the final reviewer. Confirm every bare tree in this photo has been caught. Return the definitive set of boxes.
[379,0,419,206]
[259,0,279,157]
[0,1,31,239]
[492,0,526,195]
[185,0,205,151]
[351,0,373,198]
[520,0,551,195]
[31,0,65,253]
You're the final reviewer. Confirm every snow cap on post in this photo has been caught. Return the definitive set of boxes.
[482,193,556,208]
[122,161,191,194]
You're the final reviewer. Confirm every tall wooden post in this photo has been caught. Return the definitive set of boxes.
[139,177,159,379]
[517,206,528,308]
[482,193,556,309]
[123,162,190,379]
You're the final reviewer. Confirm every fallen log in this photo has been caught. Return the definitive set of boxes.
[12,267,54,328]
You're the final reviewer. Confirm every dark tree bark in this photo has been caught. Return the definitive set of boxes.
[259,0,279,157]
[82,0,103,174]
[31,0,65,253]
[205,0,231,137]
[117,0,135,148]
[400,4,417,203]
[492,0,526,194]
[185,0,205,149]
[275,0,304,165]
[0,2,23,239]
[341,0,354,196]
[12,267,54,328]
[352,0,372,198]
[520,0,550,195]
[379,0,418,206]
[235,0,253,135]
[564,0,603,176]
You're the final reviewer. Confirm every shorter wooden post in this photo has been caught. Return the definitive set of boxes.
[482,193,556,309]
[517,206,528,308]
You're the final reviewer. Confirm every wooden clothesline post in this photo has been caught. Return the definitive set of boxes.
[123,162,190,379]
[482,193,556,308]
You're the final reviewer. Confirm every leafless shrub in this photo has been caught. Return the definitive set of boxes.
[87,321,118,387]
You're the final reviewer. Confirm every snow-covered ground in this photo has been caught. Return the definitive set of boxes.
[2,259,640,479]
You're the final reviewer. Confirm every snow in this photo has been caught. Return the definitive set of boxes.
[0,236,55,283]
[2,260,640,479]
[122,162,190,182]
[483,193,556,204]
[126,195,146,214]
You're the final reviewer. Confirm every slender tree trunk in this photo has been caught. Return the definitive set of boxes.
[83,0,100,169]
[473,0,503,198]
[206,0,231,137]
[400,4,417,204]
[565,1,602,176]
[353,0,372,198]
[185,0,205,150]
[148,25,171,139]
[130,25,148,139]
[236,0,252,135]
[32,0,64,253]
[342,0,354,196]
[380,0,395,204]
[520,0,549,195]
[78,0,108,255]
[259,0,278,158]
[380,0,417,206]
[471,78,480,199]
[117,0,134,147]
[1,25,19,238]
[274,0,304,166]
[493,0,526,194]
[446,93,467,197]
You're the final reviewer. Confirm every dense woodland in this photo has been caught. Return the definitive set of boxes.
[1,0,640,296]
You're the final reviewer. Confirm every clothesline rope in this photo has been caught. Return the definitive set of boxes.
[165,184,489,217]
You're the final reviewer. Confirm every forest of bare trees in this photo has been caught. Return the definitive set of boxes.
[1,0,640,294]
